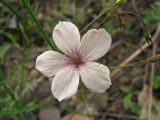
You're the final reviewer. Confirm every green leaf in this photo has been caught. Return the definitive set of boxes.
[123,93,141,115]
[142,1,160,27]
[131,104,142,115]
[120,85,130,93]
[123,94,133,109]
[152,105,159,115]
[0,44,11,59]
[153,75,160,89]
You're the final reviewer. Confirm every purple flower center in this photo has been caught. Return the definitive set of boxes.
[67,54,84,68]
[73,56,83,65]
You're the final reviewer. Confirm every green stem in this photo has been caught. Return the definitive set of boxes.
[21,0,56,50]
[80,2,118,33]
[119,11,152,44]
[19,23,30,46]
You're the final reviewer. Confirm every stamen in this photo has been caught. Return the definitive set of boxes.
[74,56,82,65]
[67,53,84,68]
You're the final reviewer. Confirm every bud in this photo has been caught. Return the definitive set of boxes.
[116,0,126,5]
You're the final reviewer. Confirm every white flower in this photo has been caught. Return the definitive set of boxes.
[36,21,112,101]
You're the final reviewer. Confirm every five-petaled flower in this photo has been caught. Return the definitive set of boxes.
[36,21,112,101]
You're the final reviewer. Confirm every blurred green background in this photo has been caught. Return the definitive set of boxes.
[0,0,160,120]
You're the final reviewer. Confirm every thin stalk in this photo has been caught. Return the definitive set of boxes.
[109,55,160,69]
[148,41,156,120]
[118,11,152,44]
[109,60,148,69]
[80,2,118,33]
[21,0,56,50]
[19,23,30,46]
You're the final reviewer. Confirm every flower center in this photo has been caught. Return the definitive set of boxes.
[67,55,84,67]
[73,56,83,65]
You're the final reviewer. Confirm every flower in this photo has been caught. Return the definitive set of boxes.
[36,21,112,101]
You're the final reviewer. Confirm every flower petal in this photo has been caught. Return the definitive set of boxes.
[52,21,81,56]
[80,62,111,93]
[36,50,68,77]
[51,66,79,101]
[80,29,112,61]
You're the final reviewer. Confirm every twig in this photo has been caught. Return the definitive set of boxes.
[111,23,160,78]
[131,0,138,12]
[104,112,142,120]
[109,55,160,69]
[148,35,157,120]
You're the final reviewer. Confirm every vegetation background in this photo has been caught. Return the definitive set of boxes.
[0,0,160,120]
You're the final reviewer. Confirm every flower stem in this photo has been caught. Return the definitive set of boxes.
[118,11,152,44]
[80,2,118,33]
[21,0,57,50]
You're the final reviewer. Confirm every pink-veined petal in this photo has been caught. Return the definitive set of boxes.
[80,29,112,61]
[52,21,80,56]
[36,50,68,77]
[80,62,111,93]
[51,66,79,101]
